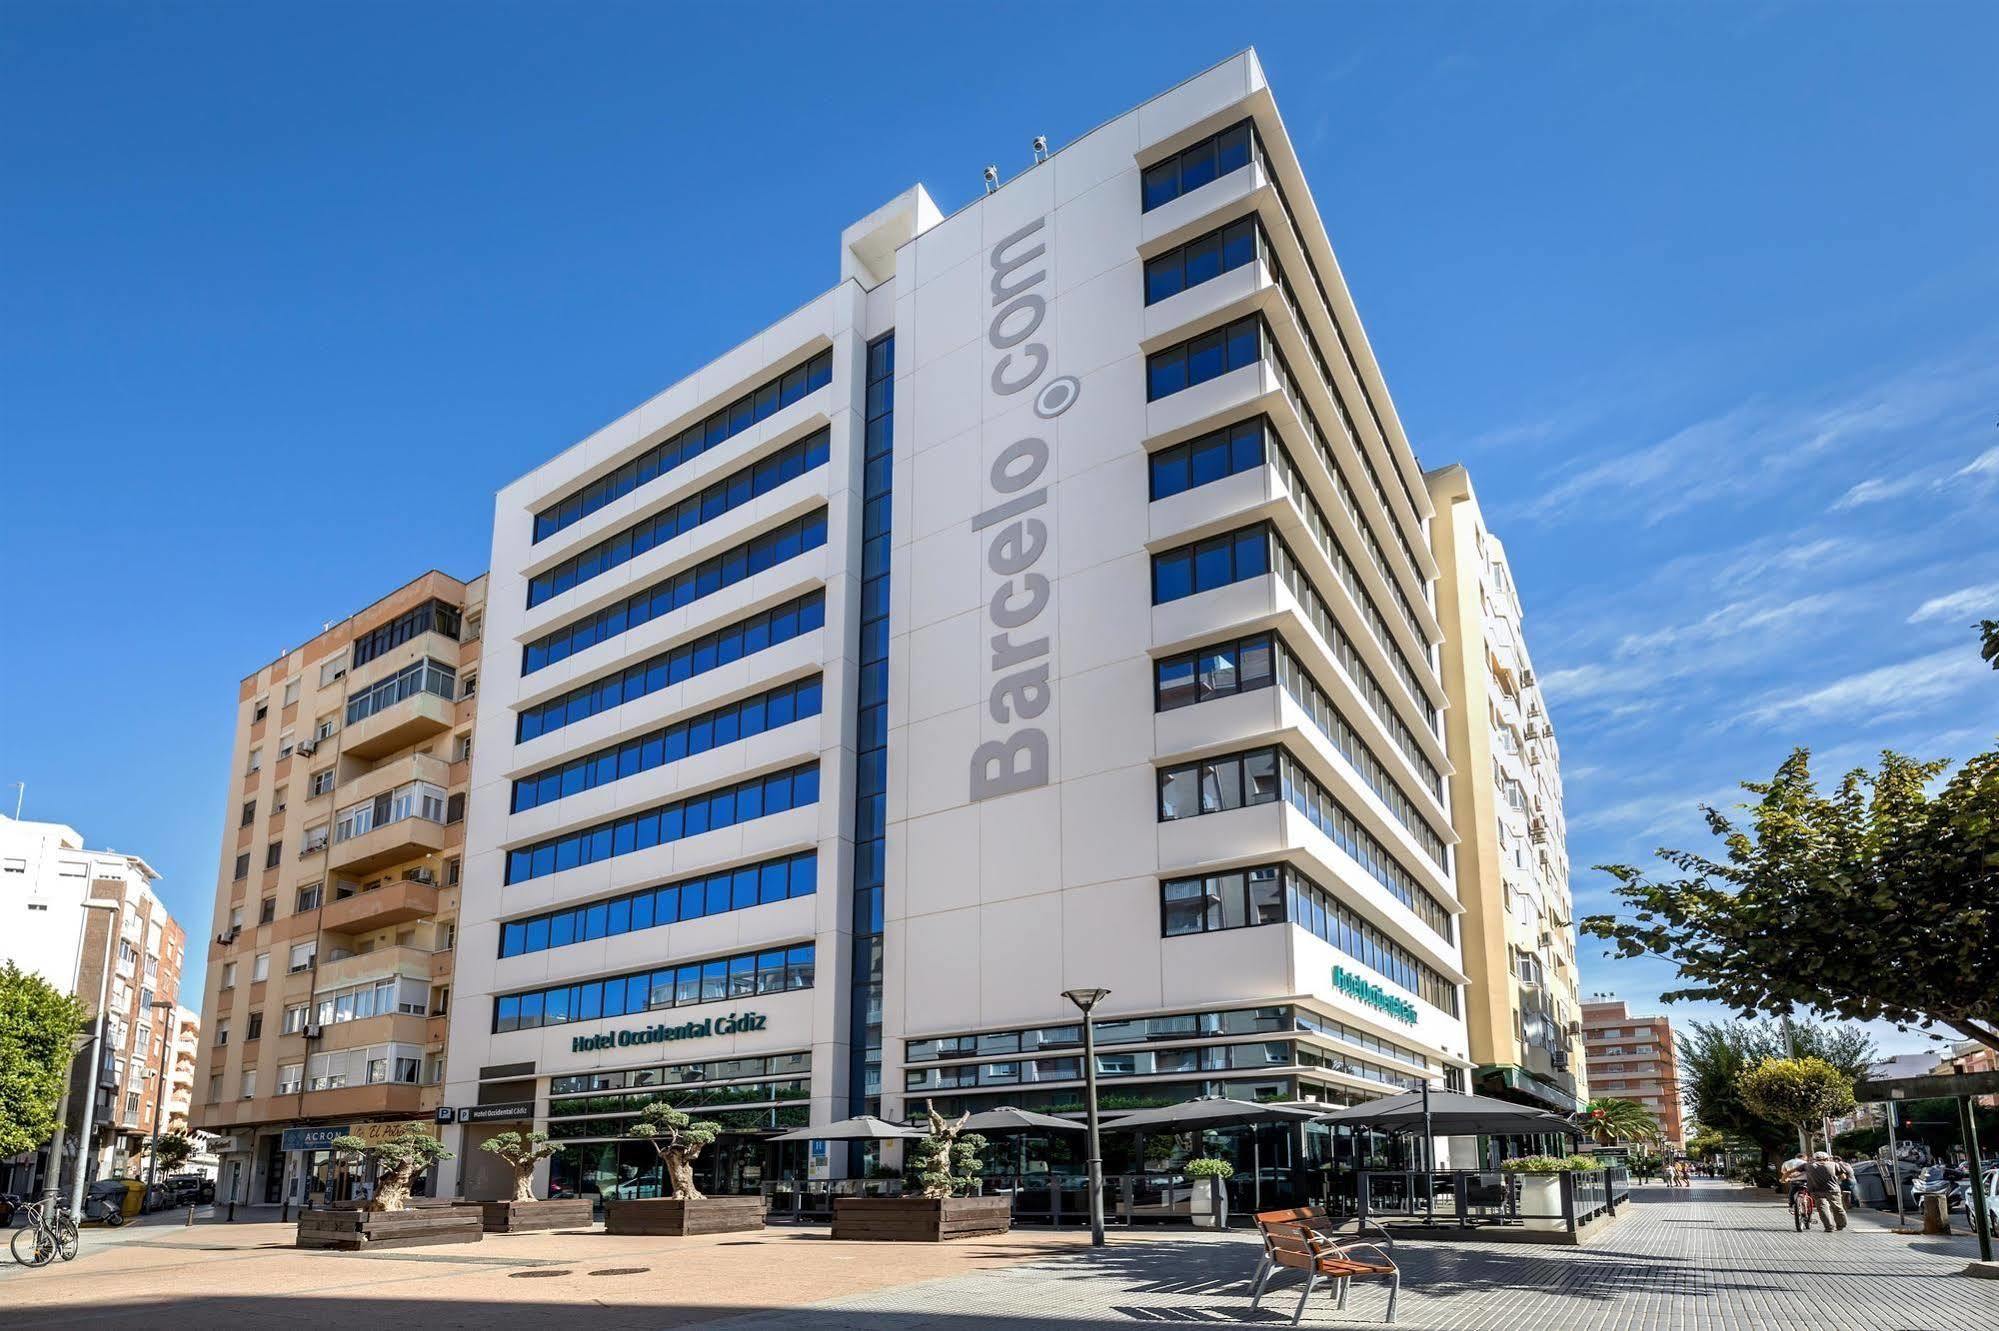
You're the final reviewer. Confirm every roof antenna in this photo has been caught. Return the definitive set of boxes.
[983,164,999,194]
[1031,135,1049,164]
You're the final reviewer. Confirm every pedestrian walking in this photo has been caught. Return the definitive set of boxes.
[1804,1151,1851,1231]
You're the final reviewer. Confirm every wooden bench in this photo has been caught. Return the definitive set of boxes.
[1250,1210,1399,1325]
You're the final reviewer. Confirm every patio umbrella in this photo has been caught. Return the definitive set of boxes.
[1312,1090,1583,1138]
[952,1107,1087,1186]
[766,1115,926,1142]
[1106,1097,1326,1213]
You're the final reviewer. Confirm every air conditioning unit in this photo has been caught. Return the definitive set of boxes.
[303,1023,323,1039]
[217,928,239,945]
[296,740,317,756]
[405,868,436,886]
[1521,669,1536,687]
[1551,1050,1570,1071]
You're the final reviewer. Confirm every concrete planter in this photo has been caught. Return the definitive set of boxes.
[831,1195,1012,1242]
[296,1207,485,1251]
[1190,1175,1230,1230]
[1515,1175,1565,1231]
[457,1198,596,1233]
[602,1195,766,1236]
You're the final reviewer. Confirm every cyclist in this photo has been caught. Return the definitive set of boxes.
[1779,1155,1813,1228]
[1804,1151,1852,1231]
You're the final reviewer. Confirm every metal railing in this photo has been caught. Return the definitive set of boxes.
[1355,1167,1624,1233]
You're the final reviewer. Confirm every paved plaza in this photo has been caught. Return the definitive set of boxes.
[4,1182,1994,1329]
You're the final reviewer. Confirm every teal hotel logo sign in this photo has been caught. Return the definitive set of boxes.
[1331,967,1418,1024]
[571,1010,767,1054]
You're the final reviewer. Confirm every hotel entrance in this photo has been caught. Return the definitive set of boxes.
[548,1132,775,1207]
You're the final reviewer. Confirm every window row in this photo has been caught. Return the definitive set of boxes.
[546,1079,811,1122]
[511,674,822,813]
[534,348,833,543]
[492,943,815,1033]
[352,599,461,668]
[345,658,456,726]
[1154,629,1444,864]
[1285,863,1459,1014]
[502,762,820,884]
[1264,338,1434,682]
[522,509,827,676]
[294,1042,429,1092]
[499,851,816,958]
[546,1102,808,1140]
[904,1039,1299,1093]
[1294,1043,1429,1093]
[1291,1009,1434,1072]
[1147,416,1269,501]
[1146,314,1264,402]
[1151,521,1271,604]
[307,976,431,1027]
[1159,861,1456,1013]
[517,591,824,744]
[905,1005,1294,1063]
[1269,531,1443,785]
[335,781,447,843]
[1143,215,1259,305]
[1140,119,1254,212]
[1156,745,1453,942]
[549,1050,810,1095]
[527,428,830,608]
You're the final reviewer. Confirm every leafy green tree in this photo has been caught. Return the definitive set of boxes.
[1584,748,1999,1050]
[1685,1126,1727,1162]
[330,1126,451,1211]
[1578,1097,1661,1146]
[909,1105,988,1199]
[626,1102,719,1199]
[1736,1056,1856,1152]
[480,1130,562,1202]
[0,963,87,1159]
[151,1132,197,1174]
[1980,619,1998,670]
[1679,1018,1875,1166]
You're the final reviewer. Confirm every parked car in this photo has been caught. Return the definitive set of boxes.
[163,1174,215,1206]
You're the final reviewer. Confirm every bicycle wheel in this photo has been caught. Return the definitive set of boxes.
[55,1216,79,1261]
[1792,1197,1806,1231]
[10,1223,54,1268]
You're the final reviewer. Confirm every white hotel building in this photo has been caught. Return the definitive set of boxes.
[444,51,1471,1200]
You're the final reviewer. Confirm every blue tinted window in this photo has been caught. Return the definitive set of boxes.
[533,350,833,544]
[1150,522,1272,605]
[492,942,817,1032]
[1146,316,1266,402]
[1140,120,1258,213]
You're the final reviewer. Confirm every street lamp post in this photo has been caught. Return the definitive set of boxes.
[144,1001,176,1198]
[1062,987,1111,1248]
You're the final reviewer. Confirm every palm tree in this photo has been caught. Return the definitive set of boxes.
[1579,1097,1661,1146]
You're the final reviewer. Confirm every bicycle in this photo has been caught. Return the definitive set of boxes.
[9,1199,80,1267]
[1790,1187,1820,1233]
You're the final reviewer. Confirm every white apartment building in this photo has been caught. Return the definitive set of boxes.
[445,51,1470,1201]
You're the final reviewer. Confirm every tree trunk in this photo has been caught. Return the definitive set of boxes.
[376,1163,414,1212]
[665,1151,703,1200]
[514,1169,536,1203]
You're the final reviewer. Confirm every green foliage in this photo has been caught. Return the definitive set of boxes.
[1685,1126,1727,1161]
[1735,1056,1856,1136]
[1578,1097,1661,1145]
[1184,1157,1235,1179]
[0,963,87,1159]
[482,1130,562,1202]
[1625,1149,1664,1180]
[1501,1155,1601,1174]
[331,1126,452,1212]
[151,1132,198,1173]
[1582,747,1999,1050]
[910,1107,988,1199]
[1678,1018,1875,1165]
[627,1101,720,1198]
[1981,619,1999,670]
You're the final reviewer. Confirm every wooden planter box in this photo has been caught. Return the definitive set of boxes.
[831,1195,1012,1242]
[457,1198,597,1233]
[602,1195,766,1236]
[296,1207,484,1251]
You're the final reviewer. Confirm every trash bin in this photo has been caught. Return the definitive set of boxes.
[1852,1161,1887,1207]
[117,1178,146,1216]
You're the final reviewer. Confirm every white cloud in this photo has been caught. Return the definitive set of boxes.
[1832,474,1928,510]
[1740,647,1983,727]
[1908,583,1999,624]
[1956,444,1999,480]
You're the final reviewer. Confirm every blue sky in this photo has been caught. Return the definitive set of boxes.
[3,3,1994,1057]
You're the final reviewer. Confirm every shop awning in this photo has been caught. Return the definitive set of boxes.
[1314,1090,1583,1137]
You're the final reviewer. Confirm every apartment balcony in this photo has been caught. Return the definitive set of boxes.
[294,1082,426,1120]
[341,751,452,808]
[327,813,447,875]
[318,877,441,933]
[341,690,453,761]
[313,944,436,991]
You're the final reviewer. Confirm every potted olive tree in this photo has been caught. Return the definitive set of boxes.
[831,1108,1009,1241]
[296,1125,477,1250]
[463,1131,591,1233]
[602,1102,764,1235]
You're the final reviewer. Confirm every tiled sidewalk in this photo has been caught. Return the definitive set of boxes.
[721,1180,1999,1330]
